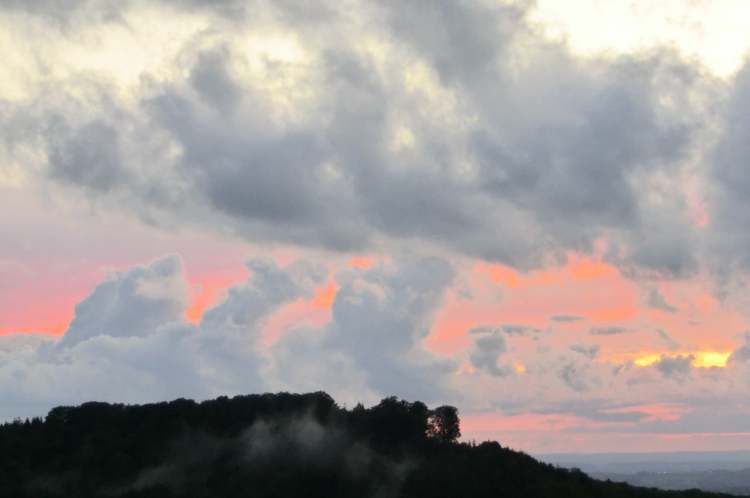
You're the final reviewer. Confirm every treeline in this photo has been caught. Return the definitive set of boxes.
[0,392,741,498]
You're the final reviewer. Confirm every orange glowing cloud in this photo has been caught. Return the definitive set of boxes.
[349,255,375,270]
[259,277,338,346]
[429,252,640,353]
[185,285,222,324]
[312,279,338,309]
[185,269,250,324]
[626,351,731,368]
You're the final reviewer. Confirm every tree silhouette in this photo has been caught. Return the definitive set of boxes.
[0,393,737,498]
[427,405,461,443]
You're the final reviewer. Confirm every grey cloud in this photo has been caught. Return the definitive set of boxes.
[468,326,497,335]
[469,329,513,377]
[313,257,456,401]
[58,256,188,349]
[656,329,680,350]
[469,324,539,336]
[729,332,750,363]
[569,344,600,360]
[501,324,540,336]
[1,0,716,274]
[654,355,693,379]
[647,288,677,313]
[558,362,589,392]
[47,120,126,192]
[188,47,244,114]
[590,326,628,336]
[710,61,750,277]
[550,315,584,323]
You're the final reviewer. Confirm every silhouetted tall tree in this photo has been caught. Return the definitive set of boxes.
[427,405,461,443]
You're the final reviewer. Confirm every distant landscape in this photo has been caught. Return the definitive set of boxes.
[541,452,750,496]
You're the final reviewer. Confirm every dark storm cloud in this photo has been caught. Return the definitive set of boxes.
[0,0,716,274]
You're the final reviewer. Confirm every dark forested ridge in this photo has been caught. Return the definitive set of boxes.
[0,392,742,498]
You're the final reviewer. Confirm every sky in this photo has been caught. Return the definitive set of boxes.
[2,0,750,454]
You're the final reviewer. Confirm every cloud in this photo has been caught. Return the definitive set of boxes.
[6,0,750,454]
[647,288,677,313]
[729,332,750,363]
[0,255,455,419]
[654,354,693,379]
[468,328,513,377]
[272,257,456,403]
[709,61,750,276]
[656,329,680,350]
[558,362,590,392]
[468,324,539,336]
[0,0,715,274]
[569,344,600,360]
[58,256,189,349]
[550,315,584,323]
[47,120,127,192]
[590,326,628,336]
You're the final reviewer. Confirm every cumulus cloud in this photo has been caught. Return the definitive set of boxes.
[58,256,189,348]
[271,257,456,403]
[0,255,455,418]
[709,61,750,276]
[0,0,717,274]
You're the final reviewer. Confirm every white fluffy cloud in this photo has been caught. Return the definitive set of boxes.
[0,255,455,418]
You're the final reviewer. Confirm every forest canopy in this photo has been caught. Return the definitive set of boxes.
[0,392,740,498]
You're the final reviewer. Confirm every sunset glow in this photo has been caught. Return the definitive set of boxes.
[631,352,732,369]
[3,0,750,457]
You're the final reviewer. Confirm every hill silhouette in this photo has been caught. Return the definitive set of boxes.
[0,392,741,498]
